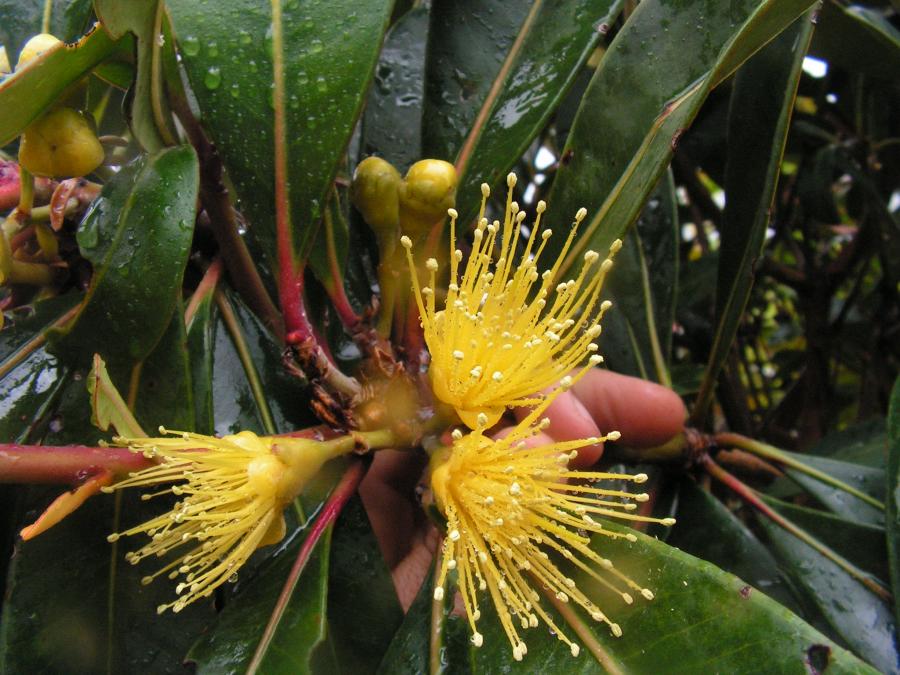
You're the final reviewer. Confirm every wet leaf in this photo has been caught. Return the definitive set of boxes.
[759,517,898,672]
[50,145,198,370]
[0,22,120,146]
[424,0,623,224]
[166,0,393,282]
[360,5,429,172]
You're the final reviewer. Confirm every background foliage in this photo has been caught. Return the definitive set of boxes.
[0,0,898,672]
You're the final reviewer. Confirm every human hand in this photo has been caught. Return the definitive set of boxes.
[358,369,686,609]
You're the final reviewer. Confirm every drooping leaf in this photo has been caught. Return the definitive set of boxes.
[376,561,435,675]
[93,0,177,151]
[544,0,817,278]
[763,494,889,582]
[759,517,898,673]
[424,0,624,224]
[810,1,900,80]
[166,0,394,283]
[782,452,885,527]
[132,301,194,433]
[0,22,120,145]
[886,375,900,632]
[50,145,198,370]
[693,13,814,421]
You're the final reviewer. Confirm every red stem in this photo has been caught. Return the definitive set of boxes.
[0,444,150,484]
[246,460,366,673]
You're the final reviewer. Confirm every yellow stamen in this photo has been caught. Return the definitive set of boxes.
[402,173,621,429]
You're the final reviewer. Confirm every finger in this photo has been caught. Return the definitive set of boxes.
[512,389,604,468]
[358,449,428,569]
[571,369,686,448]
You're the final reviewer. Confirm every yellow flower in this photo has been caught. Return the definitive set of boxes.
[429,394,675,660]
[104,428,343,613]
[401,172,620,429]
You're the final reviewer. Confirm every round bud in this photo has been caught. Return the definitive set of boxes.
[19,107,104,178]
[16,33,62,69]
[398,159,457,237]
[350,156,401,234]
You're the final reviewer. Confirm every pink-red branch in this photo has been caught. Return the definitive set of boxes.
[0,444,150,484]
[246,460,366,673]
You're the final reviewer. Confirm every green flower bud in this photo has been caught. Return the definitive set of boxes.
[19,107,105,178]
[16,33,62,69]
[351,156,401,234]
[398,159,457,238]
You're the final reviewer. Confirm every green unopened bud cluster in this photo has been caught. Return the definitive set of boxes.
[351,157,458,243]
[15,34,104,179]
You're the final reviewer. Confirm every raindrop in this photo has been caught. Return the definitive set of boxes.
[182,35,200,57]
[204,66,222,90]
[238,31,252,45]
[315,76,327,93]
[309,39,323,54]
[207,41,219,57]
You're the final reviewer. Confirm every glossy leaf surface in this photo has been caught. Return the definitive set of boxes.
[544,0,817,278]
[166,0,393,281]
[51,145,198,369]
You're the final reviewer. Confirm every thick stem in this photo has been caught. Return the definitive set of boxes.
[0,444,150,484]
[704,458,891,602]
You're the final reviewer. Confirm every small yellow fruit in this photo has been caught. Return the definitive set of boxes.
[398,159,457,237]
[351,156,402,233]
[19,107,105,178]
[16,33,62,69]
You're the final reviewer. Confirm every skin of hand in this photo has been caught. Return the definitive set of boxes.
[358,369,687,610]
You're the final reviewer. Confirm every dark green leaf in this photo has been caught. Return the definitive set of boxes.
[603,171,678,384]
[810,1,900,80]
[808,418,887,469]
[207,291,316,436]
[50,145,198,370]
[763,495,889,582]
[886,375,900,632]
[759,517,897,672]
[377,556,436,675]
[93,0,177,151]
[360,5,429,171]
[166,0,393,282]
[668,479,801,612]
[782,451,885,527]
[0,379,214,674]
[424,0,623,224]
[0,23,119,145]
[0,294,79,443]
[466,522,874,672]
[314,496,403,674]
[543,0,816,277]
[186,516,332,674]
[0,0,93,60]
[694,14,814,421]
[132,300,194,432]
